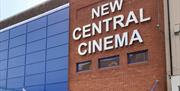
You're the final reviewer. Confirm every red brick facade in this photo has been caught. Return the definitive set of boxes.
[69,0,167,91]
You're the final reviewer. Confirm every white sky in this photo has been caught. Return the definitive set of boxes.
[0,0,49,21]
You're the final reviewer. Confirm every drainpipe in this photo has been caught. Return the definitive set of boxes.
[166,0,173,76]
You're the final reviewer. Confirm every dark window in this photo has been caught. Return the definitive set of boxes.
[128,50,148,64]
[178,85,180,91]
[98,55,119,68]
[77,61,91,72]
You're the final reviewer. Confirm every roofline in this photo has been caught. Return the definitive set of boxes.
[0,3,69,32]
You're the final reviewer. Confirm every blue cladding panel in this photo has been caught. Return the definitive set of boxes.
[7,77,24,88]
[0,6,69,91]
[46,57,68,72]
[26,62,45,75]
[46,83,68,91]
[46,70,68,84]
[0,70,6,80]
[27,39,46,53]
[26,85,44,91]
[25,74,45,86]
[0,31,9,42]
[8,56,25,68]
[9,45,25,58]
[0,50,8,60]
[47,32,68,48]
[26,51,45,64]
[0,40,9,51]
[10,24,26,38]
[10,34,26,48]
[0,80,6,87]
[48,8,69,25]
[28,17,46,32]
[47,20,69,36]
[0,60,7,70]
[8,66,24,78]
[47,45,68,60]
[27,28,46,42]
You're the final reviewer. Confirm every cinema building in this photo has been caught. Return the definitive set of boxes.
[0,0,179,91]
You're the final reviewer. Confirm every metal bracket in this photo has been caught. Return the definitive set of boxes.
[174,23,180,35]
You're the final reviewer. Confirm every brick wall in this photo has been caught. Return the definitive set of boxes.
[69,0,167,91]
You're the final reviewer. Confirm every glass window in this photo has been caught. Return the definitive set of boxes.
[8,66,24,78]
[98,55,119,68]
[128,50,148,64]
[27,28,46,43]
[46,70,68,84]
[10,34,26,48]
[8,56,25,68]
[27,39,46,53]
[25,74,45,86]
[46,83,67,91]
[26,62,45,75]
[10,24,26,38]
[0,80,6,87]
[76,61,91,72]
[48,8,69,25]
[0,31,9,42]
[26,51,45,64]
[46,57,68,72]
[47,21,69,36]
[0,40,9,51]
[28,17,47,32]
[7,77,24,88]
[47,45,68,60]
[47,32,68,48]
[9,45,25,58]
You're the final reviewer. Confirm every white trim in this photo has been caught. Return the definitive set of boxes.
[0,3,69,32]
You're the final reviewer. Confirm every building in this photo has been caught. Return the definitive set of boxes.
[0,0,179,91]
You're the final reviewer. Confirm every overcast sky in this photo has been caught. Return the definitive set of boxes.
[0,0,48,21]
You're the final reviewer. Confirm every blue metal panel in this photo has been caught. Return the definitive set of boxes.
[26,85,44,91]
[0,31,9,42]
[47,32,68,48]
[0,70,6,80]
[27,28,46,43]
[46,70,68,84]
[0,60,7,70]
[7,77,24,88]
[10,24,26,38]
[48,8,69,25]
[46,83,68,91]
[25,74,45,86]
[47,45,68,60]
[46,57,68,72]
[8,66,24,78]
[26,51,45,64]
[47,20,69,36]
[27,39,46,53]
[0,50,8,60]
[9,45,25,58]
[0,80,6,87]
[0,40,9,51]
[10,35,26,48]
[28,17,47,32]
[26,62,45,75]
[8,56,25,68]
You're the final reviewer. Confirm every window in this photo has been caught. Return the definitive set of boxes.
[128,50,148,64]
[77,61,91,72]
[98,55,119,68]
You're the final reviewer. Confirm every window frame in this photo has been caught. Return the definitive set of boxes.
[127,49,148,64]
[98,55,120,69]
[76,61,92,72]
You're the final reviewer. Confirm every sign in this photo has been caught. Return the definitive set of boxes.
[72,0,151,56]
